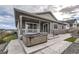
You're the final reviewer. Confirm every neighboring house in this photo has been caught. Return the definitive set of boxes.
[62,19,78,29]
[77,23,79,27]
[14,8,66,38]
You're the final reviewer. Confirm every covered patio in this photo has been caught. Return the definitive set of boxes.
[17,14,51,39]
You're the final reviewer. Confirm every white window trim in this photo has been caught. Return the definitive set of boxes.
[43,23,49,32]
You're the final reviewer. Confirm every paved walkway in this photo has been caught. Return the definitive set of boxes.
[5,33,72,54]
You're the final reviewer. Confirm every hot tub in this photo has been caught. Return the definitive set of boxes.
[22,33,48,47]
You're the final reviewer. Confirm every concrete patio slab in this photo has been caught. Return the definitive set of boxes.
[5,40,26,54]
[34,51,43,54]
[49,41,72,54]
[5,33,72,54]
[33,41,72,54]
[40,47,58,54]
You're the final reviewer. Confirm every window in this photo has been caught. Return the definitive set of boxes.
[28,23,37,29]
[54,24,58,29]
[70,24,73,27]
[28,24,32,29]
[34,24,37,29]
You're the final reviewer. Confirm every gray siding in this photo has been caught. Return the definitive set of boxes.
[50,22,66,35]
[37,14,56,21]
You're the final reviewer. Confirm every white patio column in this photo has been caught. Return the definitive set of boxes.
[48,23,50,34]
[17,20,20,39]
[25,24,28,33]
[50,22,54,36]
[19,15,22,39]
[50,22,52,34]
[38,20,41,33]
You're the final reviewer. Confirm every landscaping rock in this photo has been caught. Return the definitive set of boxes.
[0,43,8,54]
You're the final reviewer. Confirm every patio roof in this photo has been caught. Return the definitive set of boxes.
[14,8,66,25]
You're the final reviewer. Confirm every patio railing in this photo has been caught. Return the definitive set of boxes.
[22,29,40,34]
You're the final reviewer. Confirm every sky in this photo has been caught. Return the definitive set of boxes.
[0,5,79,29]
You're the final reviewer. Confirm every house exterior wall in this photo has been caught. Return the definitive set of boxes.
[50,22,66,35]
[53,23,64,35]
[14,9,67,37]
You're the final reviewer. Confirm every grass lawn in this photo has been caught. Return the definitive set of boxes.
[65,37,77,42]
